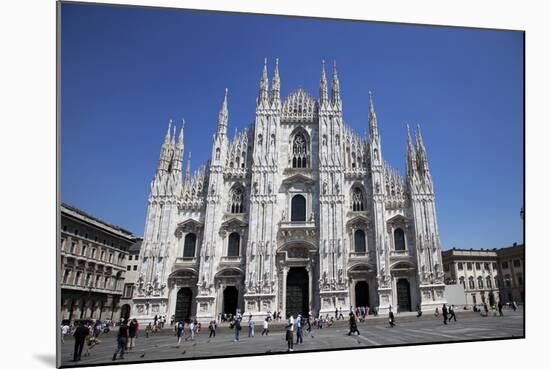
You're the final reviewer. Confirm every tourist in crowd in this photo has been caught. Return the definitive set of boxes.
[234,316,242,342]
[128,319,138,351]
[262,317,270,336]
[208,319,217,338]
[348,312,360,335]
[145,322,152,338]
[498,300,504,316]
[285,321,294,352]
[61,323,70,343]
[442,304,448,324]
[449,305,457,322]
[72,321,89,362]
[295,314,304,344]
[112,320,129,361]
[435,307,440,317]
[388,307,396,327]
[175,320,185,347]
[248,315,255,337]
[186,319,196,341]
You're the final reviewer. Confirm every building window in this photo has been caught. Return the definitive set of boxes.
[227,232,240,257]
[291,132,309,168]
[132,265,137,271]
[502,261,509,269]
[467,262,472,271]
[484,262,490,271]
[504,274,511,288]
[472,294,477,304]
[475,263,481,270]
[492,262,497,269]
[95,275,101,287]
[459,276,465,289]
[71,242,76,254]
[458,262,463,271]
[100,251,105,261]
[513,259,521,268]
[62,269,71,284]
[75,271,82,286]
[109,253,113,263]
[291,194,306,221]
[91,248,96,259]
[477,276,483,289]
[351,187,365,211]
[517,273,523,285]
[128,255,132,261]
[393,228,406,251]
[123,284,134,299]
[126,265,131,271]
[354,230,366,253]
[63,225,68,232]
[229,187,244,213]
[468,276,475,289]
[104,277,109,289]
[183,233,197,258]
[486,276,492,289]
[135,256,139,261]
[74,229,79,236]
[81,245,87,257]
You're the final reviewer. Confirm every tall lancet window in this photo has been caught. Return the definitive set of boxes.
[292,133,309,168]
[351,187,365,211]
[183,233,197,258]
[229,187,244,213]
[354,229,366,253]
[394,228,406,251]
[228,232,240,257]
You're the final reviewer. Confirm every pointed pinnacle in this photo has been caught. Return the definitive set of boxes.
[165,119,172,143]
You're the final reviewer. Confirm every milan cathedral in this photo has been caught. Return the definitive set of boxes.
[132,59,446,323]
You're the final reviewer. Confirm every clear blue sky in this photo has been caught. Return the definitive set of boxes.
[60,3,524,249]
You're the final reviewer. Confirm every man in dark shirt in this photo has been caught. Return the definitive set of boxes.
[112,320,129,361]
[72,322,89,362]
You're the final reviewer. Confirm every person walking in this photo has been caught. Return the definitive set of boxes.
[388,308,396,328]
[128,319,138,351]
[72,321,89,362]
[112,320,129,361]
[261,317,270,336]
[449,305,457,322]
[285,322,294,352]
[442,304,448,325]
[145,322,152,338]
[186,320,195,341]
[248,315,255,338]
[175,320,185,347]
[498,300,504,317]
[208,319,217,338]
[434,307,440,317]
[338,307,344,320]
[234,316,242,342]
[295,314,303,344]
[348,312,360,335]
[61,323,70,343]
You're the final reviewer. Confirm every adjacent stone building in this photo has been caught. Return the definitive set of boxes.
[442,243,524,306]
[133,59,446,323]
[120,238,143,320]
[60,204,136,322]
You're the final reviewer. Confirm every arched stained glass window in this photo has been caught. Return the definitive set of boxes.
[229,187,244,213]
[351,187,365,211]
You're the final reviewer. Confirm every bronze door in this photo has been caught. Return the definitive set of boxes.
[396,279,411,312]
[175,287,193,322]
[286,267,309,317]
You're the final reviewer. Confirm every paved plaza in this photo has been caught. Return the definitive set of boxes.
[60,309,524,367]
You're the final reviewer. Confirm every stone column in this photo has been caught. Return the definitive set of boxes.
[282,266,288,315]
[306,264,313,312]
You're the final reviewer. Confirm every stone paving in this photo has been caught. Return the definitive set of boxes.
[60,309,524,367]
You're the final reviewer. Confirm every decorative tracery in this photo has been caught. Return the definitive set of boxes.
[229,186,244,213]
[292,133,309,168]
[351,187,365,211]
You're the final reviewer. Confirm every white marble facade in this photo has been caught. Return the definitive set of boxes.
[132,59,446,323]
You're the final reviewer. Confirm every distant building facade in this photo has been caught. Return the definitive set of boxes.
[133,59,446,324]
[442,243,524,306]
[60,204,136,322]
[120,239,143,320]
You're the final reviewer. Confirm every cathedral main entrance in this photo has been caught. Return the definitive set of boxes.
[175,287,193,322]
[223,286,239,315]
[396,279,411,312]
[354,281,370,308]
[286,267,309,317]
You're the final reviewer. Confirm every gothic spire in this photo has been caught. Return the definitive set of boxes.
[406,123,417,176]
[164,119,172,145]
[217,88,229,136]
[416,124,429,172]
[177,119,185,147]
[331,60,341,105]
[319,60,328,105]
[368,91,379,137]
[185,151,192,185]
[258,57,269,104]
[271,57,280,103]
